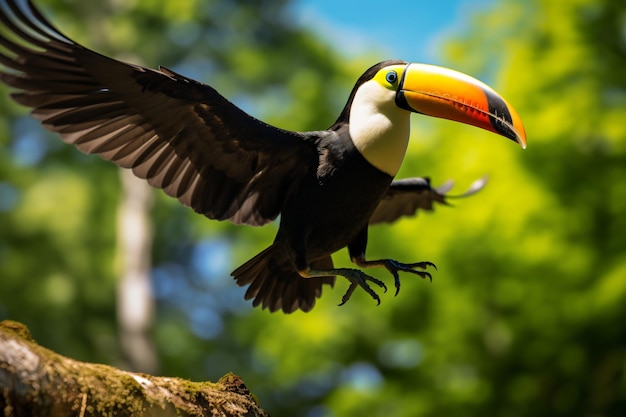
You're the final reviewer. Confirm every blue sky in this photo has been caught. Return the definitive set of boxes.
[291,0,493,63]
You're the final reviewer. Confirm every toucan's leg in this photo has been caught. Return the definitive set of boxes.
[290,226,387,306]
[348,226,436,296]
[298,267,387,306]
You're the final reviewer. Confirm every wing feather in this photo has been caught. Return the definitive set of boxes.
[0,0,317,225]
[369,177,488,224]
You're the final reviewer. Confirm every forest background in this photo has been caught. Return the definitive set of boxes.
[1,0,625,416]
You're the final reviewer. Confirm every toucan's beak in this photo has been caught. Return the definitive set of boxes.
[396,63,527,148]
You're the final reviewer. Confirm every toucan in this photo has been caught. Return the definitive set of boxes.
[0,0,526,313]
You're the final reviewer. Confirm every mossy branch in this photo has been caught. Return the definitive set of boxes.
[0,320,268,417]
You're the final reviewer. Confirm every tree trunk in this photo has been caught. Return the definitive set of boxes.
[0,321,268,417]
[116,170,157,374]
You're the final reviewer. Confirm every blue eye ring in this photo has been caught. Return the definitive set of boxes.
[385,71,398,84]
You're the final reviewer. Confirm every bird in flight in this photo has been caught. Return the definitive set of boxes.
[0,0,526,313]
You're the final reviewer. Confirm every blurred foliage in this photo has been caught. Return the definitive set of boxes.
[1,0,626,416]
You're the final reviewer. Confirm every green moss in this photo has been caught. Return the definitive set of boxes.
[0,320,36,343]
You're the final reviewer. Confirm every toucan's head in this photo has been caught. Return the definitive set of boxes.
[339,60,527,176]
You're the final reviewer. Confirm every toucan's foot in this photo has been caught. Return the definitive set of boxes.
[385,260,435,296]
[337,269,387,307]
[302,267,388,307]
[355,258,436,296]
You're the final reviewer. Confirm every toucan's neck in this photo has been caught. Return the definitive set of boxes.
[345,83,411,177]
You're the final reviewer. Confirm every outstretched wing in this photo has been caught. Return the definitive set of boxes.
[369,176,488,224]
[0,0,318,226]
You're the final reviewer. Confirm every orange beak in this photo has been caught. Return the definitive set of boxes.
[397,63,527,148]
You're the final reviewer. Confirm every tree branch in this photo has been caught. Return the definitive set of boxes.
[0,320,268,417]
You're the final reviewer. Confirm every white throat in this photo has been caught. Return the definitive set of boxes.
[348,81,411,176]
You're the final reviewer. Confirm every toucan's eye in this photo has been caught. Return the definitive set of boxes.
[385,71,398,84]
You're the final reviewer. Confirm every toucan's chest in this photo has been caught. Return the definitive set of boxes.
[279,135,392,255]
[315,135,393,204]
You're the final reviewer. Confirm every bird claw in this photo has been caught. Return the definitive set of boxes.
[338,269,387,307]
[358,259,435,296]
[336,260,435,307]
[382,260,435,296]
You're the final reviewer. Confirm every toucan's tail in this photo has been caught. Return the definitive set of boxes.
[231,244,335,313]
